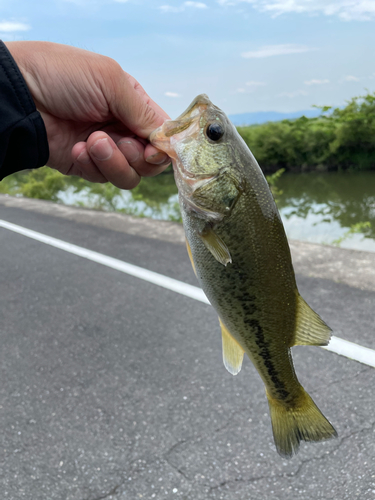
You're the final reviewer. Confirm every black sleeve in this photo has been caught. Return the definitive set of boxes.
[0,40,49,181]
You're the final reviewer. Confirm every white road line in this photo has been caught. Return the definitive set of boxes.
[322,337,375,368]
[0,219,209,305]
[1,218,374,369]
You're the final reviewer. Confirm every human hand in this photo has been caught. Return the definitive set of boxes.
[5,41,170,189]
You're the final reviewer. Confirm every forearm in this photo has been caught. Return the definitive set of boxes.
[0,41,49,180]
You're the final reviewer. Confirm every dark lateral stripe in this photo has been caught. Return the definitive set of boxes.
[245,318,289,400]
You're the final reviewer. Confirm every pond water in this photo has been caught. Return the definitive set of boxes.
[276,171,375,252]
[58,170,375,253]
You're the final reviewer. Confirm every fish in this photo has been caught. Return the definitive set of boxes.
[149,94,337,457]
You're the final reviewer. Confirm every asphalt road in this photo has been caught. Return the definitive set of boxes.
[0,198,374,500]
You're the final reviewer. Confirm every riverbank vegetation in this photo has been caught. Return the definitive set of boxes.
[238,92,375,173]
[0,165,182,220]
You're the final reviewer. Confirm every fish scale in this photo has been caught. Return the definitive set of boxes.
[150,93,337,457]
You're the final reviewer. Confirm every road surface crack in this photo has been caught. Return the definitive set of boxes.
[290,421,375,479]
[208,473,270,493]
[85,483,122,500]
[163,440,192,481]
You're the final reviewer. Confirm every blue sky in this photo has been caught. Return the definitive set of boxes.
[1,0,375,118]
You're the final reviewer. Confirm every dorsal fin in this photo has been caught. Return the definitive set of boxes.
[219,318,245,375]
[292,294,332,347]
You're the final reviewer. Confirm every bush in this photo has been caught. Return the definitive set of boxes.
[237,92,375,172]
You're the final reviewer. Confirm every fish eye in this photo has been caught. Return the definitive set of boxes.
[206,122,224,142]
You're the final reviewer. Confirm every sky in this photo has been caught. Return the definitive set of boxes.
[1,0,375,118]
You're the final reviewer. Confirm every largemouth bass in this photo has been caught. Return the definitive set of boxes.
[149,94,337,457]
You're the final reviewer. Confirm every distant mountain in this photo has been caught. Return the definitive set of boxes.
[228,109,322,126]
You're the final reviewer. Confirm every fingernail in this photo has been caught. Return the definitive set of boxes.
[146,152,169,165]
[118,140,140,163]
[76,150,91,164]
[90,138,113,161]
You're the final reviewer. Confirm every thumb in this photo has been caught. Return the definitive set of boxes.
[111,71,170,139]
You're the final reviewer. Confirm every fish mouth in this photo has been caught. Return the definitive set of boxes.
[149,94,211,157]
[149,117,197,159]
[174,93,211,121]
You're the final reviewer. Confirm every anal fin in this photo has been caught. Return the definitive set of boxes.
[219,318,244,375]
[292,294,332,347]
[199,227,232,266]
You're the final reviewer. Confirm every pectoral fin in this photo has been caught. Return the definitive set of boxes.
[199,227,232,266]
[220,318,244,375]
[185,238,197,277]
[292,294,332,347]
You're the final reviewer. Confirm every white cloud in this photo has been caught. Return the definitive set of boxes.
[218,0,247,4]
[165,91,181,97]
[160,1,208,12]
[61,0,129,4]
[246,80,267,87]
[304,79,330,85]
[217,0,375,21]
[241,44,313,58]
[184,1,208,7]
[343,75,360,82]
[159,5,181,12]
[234,81,266,93]
[279,89,308,98]
[0,21,30,32]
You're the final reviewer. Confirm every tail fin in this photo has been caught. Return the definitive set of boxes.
[267,389,337,458]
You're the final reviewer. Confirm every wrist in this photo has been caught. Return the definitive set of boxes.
[4,41,32,81]
[5,42,38,105]
[4,41,57,112]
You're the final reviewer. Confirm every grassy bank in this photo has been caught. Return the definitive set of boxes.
[237,92,375,173]
[0,166,181,220]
